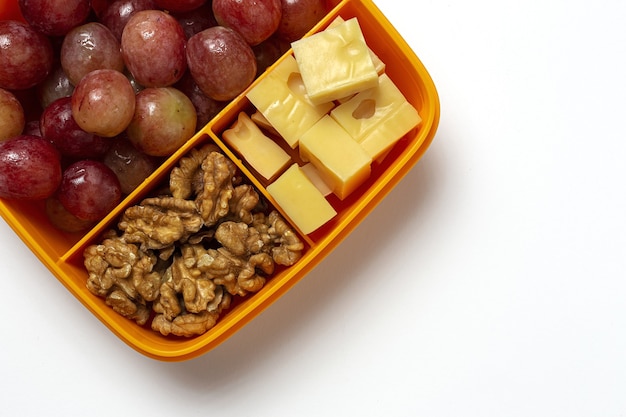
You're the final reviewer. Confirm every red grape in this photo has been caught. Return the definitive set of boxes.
[102,135,160,194]
[23,120,42,137]
[121,9,188,87]
[57,160,122,221]
[37,65,75,109]
[18,0,91,37]
[0,135,62,200]
[252,35,287,77]
[61,22,125,85]
[45,194,95,233]
[186,26,257,101]
[0,20,54,90]
[174,2,218,39]
[71,69,136,138]
[91,0,111,19]
[154,0,207,13]
[174,71,226,127]
[126,87,197,156]
[40,97,111,159]
[212,0,282,46]
[276,0,326,42]
[0,88,25,141]
[99,0,157,41]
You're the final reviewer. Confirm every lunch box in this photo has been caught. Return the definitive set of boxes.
[0,0,440,361]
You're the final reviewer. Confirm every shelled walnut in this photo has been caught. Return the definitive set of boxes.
[84,231,163,326]
[84,145,304,337]
[119,197,204,251]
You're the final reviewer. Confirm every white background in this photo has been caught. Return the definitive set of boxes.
[2,0,626,415]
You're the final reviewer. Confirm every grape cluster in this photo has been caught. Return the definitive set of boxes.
[0,0,327,232]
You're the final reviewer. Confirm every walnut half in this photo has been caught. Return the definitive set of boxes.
[84,232,163,326]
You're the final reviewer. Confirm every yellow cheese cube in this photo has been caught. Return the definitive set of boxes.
[246,55,333,148]
[267,53,301,81]
[327,16,386,75]
[361,101,422,160]
[299,115,372,200]
[222,112,291,181]
[330,73,422,160]
[291,17,379,105]
[267,164,337,235]
[250,110,280,137]
[300,163,333,197]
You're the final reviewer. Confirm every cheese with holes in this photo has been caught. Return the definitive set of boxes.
[330,73,422,160]
[267,164,337,234]
[299,115,372,200]
[246,55,334,148]
[291,17,379,105]
[326,16,386,76]
[222,112,291,181]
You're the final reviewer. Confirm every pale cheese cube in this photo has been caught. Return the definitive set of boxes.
[299,115,372,200]
[267,164,337,235]
[291,17,379,105]
[222,112,291,181]
[330,73,422,160]
[327,16,386,75]
[246,55,333,148]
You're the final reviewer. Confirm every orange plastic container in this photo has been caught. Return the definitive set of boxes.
[0,0,439,361]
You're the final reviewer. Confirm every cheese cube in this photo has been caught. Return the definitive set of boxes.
[222,112,291,181]
[291,17,379,105]
[250,110,279,136]
[326,16,386,75]
[267,164,337,235]
[246,55,333,148]
[330,73,422,160]
[300,163,333,197]
[299,115,372,200]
